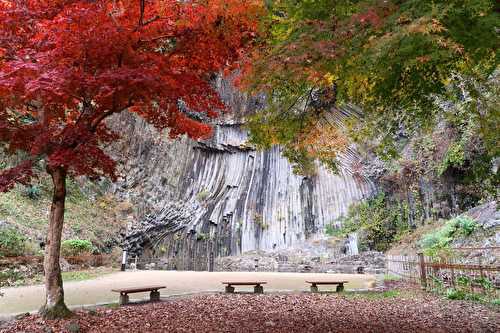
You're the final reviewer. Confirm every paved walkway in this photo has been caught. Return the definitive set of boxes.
[0,271,375,317]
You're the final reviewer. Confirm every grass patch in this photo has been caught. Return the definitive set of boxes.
[13,267,117,287]
[62,271,95,282]
[343,290,402,300]
[383,274,401,282]
[0,174,127,253]
[103,303,120,309]
[62,268,116,282]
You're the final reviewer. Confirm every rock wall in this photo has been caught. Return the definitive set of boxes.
[112,81,375,271]
[216,250,386,275]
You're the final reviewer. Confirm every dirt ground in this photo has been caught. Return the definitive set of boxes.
[0,270,375,316]
[2,290,499,333]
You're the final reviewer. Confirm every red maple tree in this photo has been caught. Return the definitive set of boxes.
[0,0,261,318]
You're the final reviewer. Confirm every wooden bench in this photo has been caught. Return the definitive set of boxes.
[111,285,166,305]
[306,281,347,293]
[222,281,267,294]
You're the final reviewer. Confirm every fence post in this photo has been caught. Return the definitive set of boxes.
[478,256,485,294]
[478,256,484,278]
[418,253,427,290]
[450,258,456,289]
[121,251,127,271]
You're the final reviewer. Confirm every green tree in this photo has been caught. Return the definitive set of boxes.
[244,0,499,171]
[326,193,410,251]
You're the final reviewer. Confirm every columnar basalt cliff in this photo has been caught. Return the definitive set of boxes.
[112,80,374,271]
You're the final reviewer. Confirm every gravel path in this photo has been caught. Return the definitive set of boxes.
[0,271,375,316]
[3,293,499,333]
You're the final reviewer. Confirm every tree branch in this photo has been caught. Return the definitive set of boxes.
[134,0,161,32]
[138,33,176,43]
[139,0,145,27]
[143,15,160,26]
[90,99,134,131]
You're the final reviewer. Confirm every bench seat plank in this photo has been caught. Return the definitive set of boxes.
[112,285,166,294]
[306,281,347,293]
[222,281,267,294]
[305,281,347,285]
[222,282,267,285]
[112,285,166,305]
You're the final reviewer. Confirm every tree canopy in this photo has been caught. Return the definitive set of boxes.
[244,0,499,173]
[0,0,262,190]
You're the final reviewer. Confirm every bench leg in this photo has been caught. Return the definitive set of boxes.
[310,284,319,293]
[336,284,344,292]
[225,285,235,293]
[150,290,160,302]
[119,293,129,306]
[254,285,264,294]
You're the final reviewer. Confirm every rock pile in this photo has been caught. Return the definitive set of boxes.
[215,250,385,274]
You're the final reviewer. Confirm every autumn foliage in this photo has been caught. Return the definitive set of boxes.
[243,0,498,173]
[0,0,261,190]
[0,0,261,318]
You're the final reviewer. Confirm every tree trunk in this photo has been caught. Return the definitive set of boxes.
[39,166,72,319]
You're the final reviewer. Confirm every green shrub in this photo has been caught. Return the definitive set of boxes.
[440,277,492,303]
[326,193,410,252]
[23,185,42,200]
[456,275,471,287]
[0,268,25,287]
[196,190,210,202]
[473,277,493,291]
[446,288,466,300]
[438,142,466,176]
[420,216,477,256]
[61,239,95,257]
[196,233,209,241]
[430,276,445,294]
[464,293,484,302]
[0,227,26,257]
[253,213,269,230]
[325,224,343,237]
[455,217,477,236]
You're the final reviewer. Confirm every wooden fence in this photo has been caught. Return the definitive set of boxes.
[386,247,500,299]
